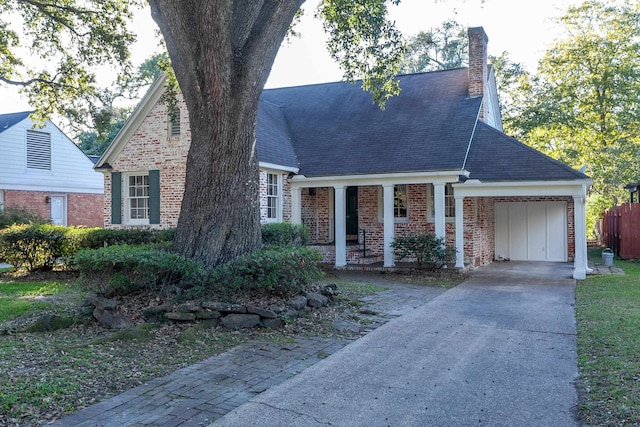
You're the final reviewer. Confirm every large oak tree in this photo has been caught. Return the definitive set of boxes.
[147,0,405,268]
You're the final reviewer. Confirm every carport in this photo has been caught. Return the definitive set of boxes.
[453,180,592,279]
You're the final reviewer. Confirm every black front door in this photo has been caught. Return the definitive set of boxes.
[346,186,358,242]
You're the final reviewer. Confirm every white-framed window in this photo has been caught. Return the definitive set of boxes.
[126,173,150,224]
[427,183,455,221]
[0,189,4,213]
[169,109,180,137]
[266,172,281,221]
[26,129,51,170]
[378,184,409,223]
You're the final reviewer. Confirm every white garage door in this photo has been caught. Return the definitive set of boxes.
[495,202,567,262]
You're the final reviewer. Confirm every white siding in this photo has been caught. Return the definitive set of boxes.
[0,118,103,194]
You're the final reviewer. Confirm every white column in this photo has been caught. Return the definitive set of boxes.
[455,196,465,268]
[573,194,589,279]
[383,184,395,267]
[334,186,347,268]
[433,183,446,241]
[290,187,302,224]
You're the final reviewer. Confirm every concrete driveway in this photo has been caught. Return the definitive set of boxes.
[213,262,579,427]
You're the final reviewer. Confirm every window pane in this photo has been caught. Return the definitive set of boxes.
[394,185,407,218]
[128,174,150,220]
[428,183,456,218]
[266,173,279,219]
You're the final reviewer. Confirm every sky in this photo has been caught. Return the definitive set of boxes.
[0,0,582,115]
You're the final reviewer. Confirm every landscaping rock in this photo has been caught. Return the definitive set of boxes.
[143,303,172,317]
[202,302,247,314]
[93,307,133,329]
[246,305,277,319]
[288,295,307,311]
[20,314,76,333]
[305,292,329,308]
[321,283,339,298]
[88,295,118,311]
[221,314,261,330]
[174,303,202,313]
[282,309,300,319]
[262,318,285,329]
[165,312,197,321]
[195,310,222,320]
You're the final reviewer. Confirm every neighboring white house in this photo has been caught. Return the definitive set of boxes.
[0,111,104,226]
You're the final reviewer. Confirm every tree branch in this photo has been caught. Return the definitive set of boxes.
[17,0,98,17]
[0,74,57,87]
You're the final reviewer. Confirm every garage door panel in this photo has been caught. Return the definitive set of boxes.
[495,203,510,260]
[508,204,528,260]
[546,203,567,261]
[527,204,548,261]
[495,202,567,262]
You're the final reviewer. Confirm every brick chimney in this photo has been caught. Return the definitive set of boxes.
[468,27,488,118]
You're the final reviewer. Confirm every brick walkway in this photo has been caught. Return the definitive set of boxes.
[51,274,446,427]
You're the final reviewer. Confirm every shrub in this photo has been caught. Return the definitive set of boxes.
[261,223,310,247]
[0,224,70,271]
[76,228,175,249]
[209,246,323,298]
[0,206,46,229]
[391,233,457,271]
[72,245,206,296]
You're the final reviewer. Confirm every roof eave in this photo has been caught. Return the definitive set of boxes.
[94,73,169,170]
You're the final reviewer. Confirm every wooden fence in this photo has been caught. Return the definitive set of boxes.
[601,203,640,259]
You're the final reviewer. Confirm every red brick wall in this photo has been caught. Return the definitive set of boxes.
[3,190,50,220]
[3,190,103,227]
[67,193,104,227]
[302,187,332,243]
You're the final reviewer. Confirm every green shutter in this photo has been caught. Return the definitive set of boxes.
[149,170,160,224]
[111,172,122,225]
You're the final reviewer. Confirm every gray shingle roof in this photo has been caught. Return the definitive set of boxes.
[256,100,298,169]
[257,68,588,183]
[465,122,588,181]
[260,69,481,177]
[0,111,32,134]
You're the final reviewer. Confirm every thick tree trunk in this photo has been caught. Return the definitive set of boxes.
[148,0,303,269]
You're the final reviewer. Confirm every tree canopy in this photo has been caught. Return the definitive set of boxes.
[507,0,640,234]
[401,19,468,73]
[400,19,528,118]
[0,0,141,125]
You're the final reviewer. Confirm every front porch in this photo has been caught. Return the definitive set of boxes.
[287,173,591,279]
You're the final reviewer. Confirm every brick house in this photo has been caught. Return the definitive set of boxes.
[0,111,104,226]
[95,27,592,279]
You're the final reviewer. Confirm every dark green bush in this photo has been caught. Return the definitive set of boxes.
[209,246,323,298]
[72,244,206,296]
[0,206,46,229]
[261,222,310,247]
[0,224,70,271]
[391,233,457,270]
[76,228,175,249]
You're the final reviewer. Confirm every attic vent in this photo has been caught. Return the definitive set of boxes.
[169,109,180,137]
[26,130,51,170]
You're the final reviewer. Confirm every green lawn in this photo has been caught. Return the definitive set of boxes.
[576,250,640,425]
[0,280,80,323]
